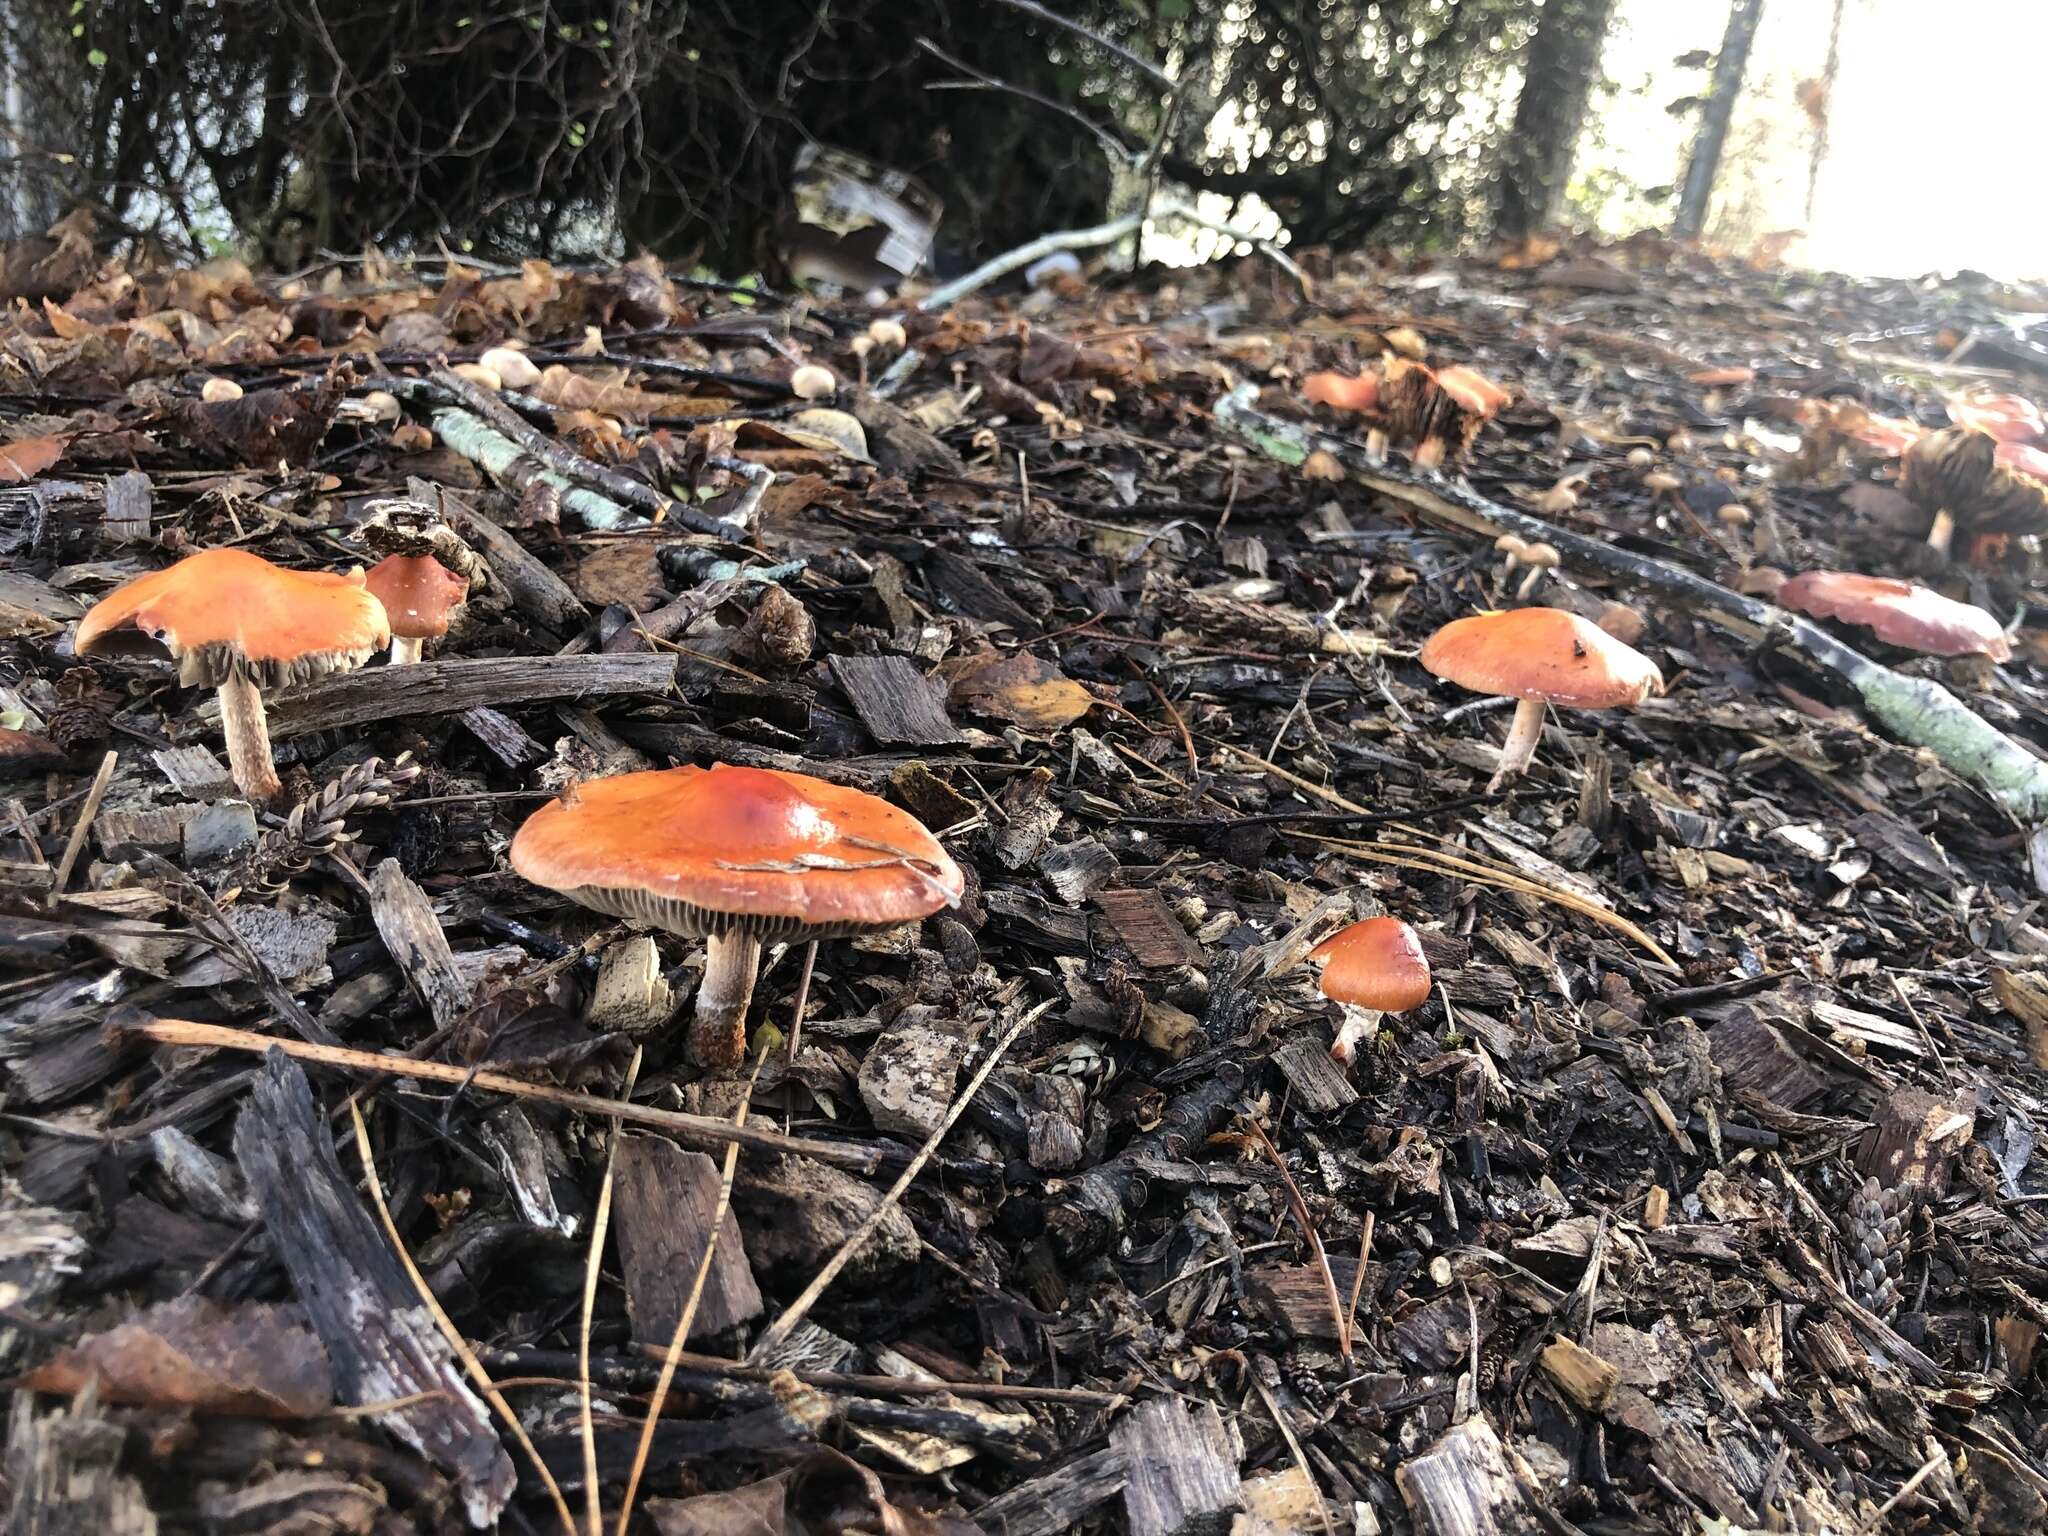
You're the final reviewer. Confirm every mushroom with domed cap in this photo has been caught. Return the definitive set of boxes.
[510,762,964,1070]
[1311,915,1431,1065]
[74,547,388,804]
[365,554,469,664]
[1421,607,1662,791]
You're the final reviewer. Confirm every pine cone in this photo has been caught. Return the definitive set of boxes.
[1845,1175,1909,1320]
[232,753,421,892]
[45,667,119,755]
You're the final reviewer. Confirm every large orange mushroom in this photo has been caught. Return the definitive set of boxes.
[510,763,964,1070]
[75,548,388,803]
[1310,916,1432,1065]
[1421,607,1662,790]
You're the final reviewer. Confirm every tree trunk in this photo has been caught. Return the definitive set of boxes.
[1675,0,1767,239]
[1494,0,1618,243]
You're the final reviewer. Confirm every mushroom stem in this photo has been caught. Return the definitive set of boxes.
[216,670,282,804]
[388,636,425,666]
[1329,1006,1384,1066]
[1926,507,1956,557]
[689,931,763,1070]
[1491,697,1548,790]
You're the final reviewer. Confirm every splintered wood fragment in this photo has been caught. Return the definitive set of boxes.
[102,470,154,544]
[613,1137,764,1345]
[587,935,673,1034]
[1039,837,1120,902]
[1539,1335,1619,1412]
[1394,1415,1531,1536]
[369,858,471,1029]
[153,744,237,800]
[1269,1038,1359,1113]
[459,706,546,769]
[232,1053,515,1523]
[231,653,678,739]
[1706,1008,1829,1109]
[1857,1086,1975,1200]
[1112,1398,1242,1536]
[94,803,199,858]
[829,653,962,745]
[1246,1257,1363,1341]
[971,1446,1128,1536]
[1095,887,1205,968]
[983,886,1092,955]
[3,1393,157,1535]
[857,1011,971,1138]
[1643,1185,1670,1229]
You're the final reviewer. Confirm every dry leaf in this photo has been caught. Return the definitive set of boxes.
[947,651,1095,730]
[16,1296,333,1418]
[0,433,68,483]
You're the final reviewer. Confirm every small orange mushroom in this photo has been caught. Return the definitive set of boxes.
[75,548,388,803]
[510,763,964,1070]
[1311,916,1432,1065]
[1421,607,1662,790]
[364,554,469,665]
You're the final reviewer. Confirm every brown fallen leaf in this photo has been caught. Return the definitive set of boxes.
[647,1475,788,1536]
[16,1295,333,1418]
[785,1447,980,1536]
[945,651,1096,730]
[0,433,69,484]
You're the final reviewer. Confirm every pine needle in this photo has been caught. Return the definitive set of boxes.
[579,1048,642,1536]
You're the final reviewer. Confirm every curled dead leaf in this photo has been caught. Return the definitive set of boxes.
[946,651,1096,731]
[0,433,69,484]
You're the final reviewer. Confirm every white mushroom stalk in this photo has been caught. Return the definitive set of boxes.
[1493,698,1548,792]
[691,932,765,1070]
[217,668,283,803]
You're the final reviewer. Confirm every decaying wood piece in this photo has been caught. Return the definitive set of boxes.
[203,653,678,738]
[829,654,963,746]
[587,935,674,1034]
[368,858,471,1030]
[1112,1398,1242,1536]
[232,1052,515,1525]
[858,1009,972,1137]
[1047,1063,1245,1262]
[613,1136,764,1344]
[101,470,153,544]
[1394,1414,1535,1536]
[1538,1334,1618,1412]
[970,1446,1127,1536]
[1857,1085,1974,1201]
[4,1390,158,1536]
[1217,386,2048,825]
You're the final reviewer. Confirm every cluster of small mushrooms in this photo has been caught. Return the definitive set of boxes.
[66,403,2028,1072]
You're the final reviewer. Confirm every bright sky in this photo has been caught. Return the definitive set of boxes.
[1589,0,2048,280]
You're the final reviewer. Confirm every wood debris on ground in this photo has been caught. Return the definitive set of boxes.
[3,233,2048,1533]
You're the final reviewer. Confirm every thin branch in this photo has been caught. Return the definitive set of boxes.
[983,0,1176,90]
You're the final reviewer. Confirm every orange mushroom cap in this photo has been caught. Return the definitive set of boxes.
[1420,607,1663,709]
[509,763,964,940]
[1777,571,2011,662]
[364,554,469,641]
[1434,364,1510,417]
[1303,370,1380,413]
[74,547,389,688]
[1310,917,1432,1012]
